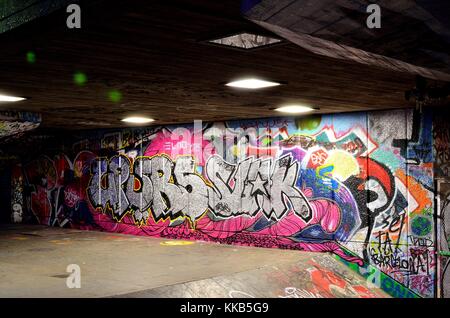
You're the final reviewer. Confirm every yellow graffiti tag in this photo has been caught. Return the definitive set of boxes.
[160,240,195,246]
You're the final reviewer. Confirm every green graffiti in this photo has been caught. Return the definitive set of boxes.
[411,216,432,237]
[334,250,420,298]
[422,206,433,216]
[295,115,322,131]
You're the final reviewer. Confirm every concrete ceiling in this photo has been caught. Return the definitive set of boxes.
[0,0,77,34]
[244,0,450,80]
[0,0,448,131]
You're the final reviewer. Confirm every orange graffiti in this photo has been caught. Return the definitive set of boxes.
[396,169,432,215]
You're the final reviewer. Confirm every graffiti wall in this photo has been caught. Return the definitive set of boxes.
[434,110,450,297]
[0,111,41,139]
[437,181,450,298]
[434,110,450,178]
[10,109,436,297]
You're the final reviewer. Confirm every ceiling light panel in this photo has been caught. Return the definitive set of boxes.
[226,78,280,89]
[209,33,281,50]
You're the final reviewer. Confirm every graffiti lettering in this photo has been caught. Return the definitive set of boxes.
[87,154,312,223]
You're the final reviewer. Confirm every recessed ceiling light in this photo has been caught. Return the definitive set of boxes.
[122,116,155,124]
[226,78,280,89]
[208,33,282,50]
[0,94,26,102]
[275,105,315,113]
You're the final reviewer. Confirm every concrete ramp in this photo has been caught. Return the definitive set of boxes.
[114,254,389,298]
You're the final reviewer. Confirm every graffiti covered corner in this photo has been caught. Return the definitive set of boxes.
[0,111,41,139]
[11,109,437,298]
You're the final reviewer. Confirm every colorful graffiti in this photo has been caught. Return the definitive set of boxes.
[441,194,450,298]
[433,111,450,177]
[11,166,24,223]
[87,154,313,224]
[10,109,436,297]
[433,112,450,177]
[437,181,450,298]
[0,111,41,139]
[20,151,97,228]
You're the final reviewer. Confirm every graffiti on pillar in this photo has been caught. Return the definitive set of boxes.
[433,112,450,177]
[12,109,436,298]
[439,185,450,298]
[11,166,24,223]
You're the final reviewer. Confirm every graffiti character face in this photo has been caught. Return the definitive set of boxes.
[12,203,23,223]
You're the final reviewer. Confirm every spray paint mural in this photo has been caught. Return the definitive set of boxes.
[11,165,24,223]
[438,184,450,298]
[433,111,450,298]
[0,111,41,139]
[10,109,436,297]
[434,111,450,178]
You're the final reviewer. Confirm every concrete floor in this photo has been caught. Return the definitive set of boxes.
[0,224,389,298]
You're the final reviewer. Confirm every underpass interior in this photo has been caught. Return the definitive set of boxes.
[0,0,449,299]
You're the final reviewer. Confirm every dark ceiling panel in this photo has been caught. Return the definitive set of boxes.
[0,0,77,34]
[244,0,450,78]
[0,0,443,130]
